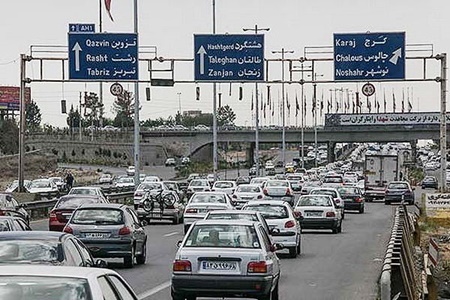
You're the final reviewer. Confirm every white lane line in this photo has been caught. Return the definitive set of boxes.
[164,232,179,237]
[137,280,171,300]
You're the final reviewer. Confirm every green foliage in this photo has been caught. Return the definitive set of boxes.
[176,162,212,178]
[112,90,134,128]
[0,119,19,154]
[26,100,42,131]
[67,104,81,129]
[217,105,236,126]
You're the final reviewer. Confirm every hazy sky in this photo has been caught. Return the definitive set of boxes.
[0,0,448,127]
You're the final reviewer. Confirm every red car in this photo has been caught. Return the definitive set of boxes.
[49,195,109,231]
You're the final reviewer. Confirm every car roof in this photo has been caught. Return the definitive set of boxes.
[193,219,258,226]
[76,203,126,209]
[0,231,69,241]
[71,186,102,190]
[208,210,259,215]
[243,200,287,206]
[0,265,120,278]
[59,195,103,200]
[193,191,227,195]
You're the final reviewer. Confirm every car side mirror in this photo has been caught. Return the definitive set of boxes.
[176,240,182,248]
[94,259,108,268]
[270,243,284,252]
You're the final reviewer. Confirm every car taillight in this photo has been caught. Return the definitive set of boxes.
[355,197,362,203]
[0,210,5,216]
[257,195,263,199]
[326,211,336,217]
[285,220,295,228]
[118,226,131,235]
[263,189,268,195]
[185,208,198,214]
[232,194,237,199]
[173,260,192,272]
[334,199,341,204]
[49,211,57,221]
[286,188,291,196]
[248,261,268,273]
[293,211,302,218]
[63,226,73,234]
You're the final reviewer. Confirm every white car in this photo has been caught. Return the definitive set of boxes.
[126,165,136,176]
[165,157,176,166]
[98,173,113,184]
[231,184,265,208]
[294,194,343,233]
[143,175,161,182]
[114,177,135,188]
[194,124,210,131]
[211,180,237,195]
[68,186,108,202]
[186,179,211,198]
[27,178,59,197]
[183,192,235,233]
[310,187,345,219]
[262,180,295,206]
[242,200,302,258]
[0,265,138,300]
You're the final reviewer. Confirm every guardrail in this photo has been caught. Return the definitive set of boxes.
[25,190,135,221]
[380,204,420,300]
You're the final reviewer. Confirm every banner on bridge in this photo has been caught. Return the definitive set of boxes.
[325,112,450,127]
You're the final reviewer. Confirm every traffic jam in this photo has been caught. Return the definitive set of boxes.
[0,142,420,300]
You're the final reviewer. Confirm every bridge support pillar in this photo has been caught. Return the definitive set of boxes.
[247,143,255,167]
[410,140,417,163]
[327,142,336,163]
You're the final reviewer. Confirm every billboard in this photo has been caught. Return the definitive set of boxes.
[0,86,31,111]
[325,112,449,127]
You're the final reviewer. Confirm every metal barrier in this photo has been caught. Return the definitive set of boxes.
[380,204,420,300]
[24,191,135,220]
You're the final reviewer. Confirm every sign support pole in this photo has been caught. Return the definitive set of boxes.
[212,0,218,180]
[133,0,140,186]
[439,53,447,192]
[18,54,27,192]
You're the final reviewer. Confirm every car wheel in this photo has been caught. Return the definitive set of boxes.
[288,247,297,258]
[271,282,279,300]
[384,201,390,205]
[332,226,339,234]
[296,241,301,255]
[341,212,345,220]
[359,206,365,214]
[173,215,179,225]
[136,242,146,265]
[124,245,135,268]
[171,290,186,300]
[338,222,342,233]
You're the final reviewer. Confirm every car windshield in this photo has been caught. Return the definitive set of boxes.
[71,208,124,225]
[190,194,226,204]
[144,176,159,182]
[337,187,360,196]
[236,186,260,193]
[297,196,333,207]
[0,220,10,231]
[243,205,288,219]
[311,189,337,198]
[388,183,409,189]
[56,197,98,209]
[190,180,209,187]
[0,240,61,263]
[184,224,260,249]
[0,276,92,300]
[206,213,258,222]
[69,189,97,196]
[266,181,288,187]
[30,180,51,188]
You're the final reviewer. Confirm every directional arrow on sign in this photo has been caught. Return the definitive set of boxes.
[389,48,402,65]
[197,46,207,75]
[72,42,82,71]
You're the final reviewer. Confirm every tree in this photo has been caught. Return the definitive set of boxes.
[217,105,236,126]
[112,90,134,128]
[0,119,18,154]
[26,100,42,131]
[66,104,81,129]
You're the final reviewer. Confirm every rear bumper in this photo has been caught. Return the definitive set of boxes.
[300,218,338,229]
[385,195,414,203]
[137,208,179,220]
[80,239,133,258]
[172,274,274,298]
[344,202,363,211]
[49,221,66,232]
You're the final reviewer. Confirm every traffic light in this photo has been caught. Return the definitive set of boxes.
[61,99,67,114]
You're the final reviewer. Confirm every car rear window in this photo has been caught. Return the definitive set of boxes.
[56,198,98,209]
[0,240,61,263]
[184,225,260,249]
[214,182,234,188]
[388,183,409,189]
[190,180,209,187]
[337,187,360,196]
[297,196,333,207]
[0,220,10,231]
[206,213,258,222]
[243,205,288,219]
[190,194,226,204]
[71,209,124,225]
[323,176,343,183]
[236,186,260,193]
[311,189,337,198]
[0,276,92,300]
[69,189,98,196]
[266,181,288,187]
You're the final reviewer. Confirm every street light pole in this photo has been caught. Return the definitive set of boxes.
[177,92,182,119]
[212,0,218,180]
[272,48,294,166]
[243,25,269,176]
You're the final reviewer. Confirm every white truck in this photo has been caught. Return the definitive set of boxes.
[364,154,400,201]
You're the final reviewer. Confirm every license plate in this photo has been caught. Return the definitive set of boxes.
[202,261,237,271]
[84,232,110,239]
[306,212,322,217]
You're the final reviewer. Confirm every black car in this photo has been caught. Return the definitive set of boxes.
[0,231,105,267]
[385,181,415,205]
[0,216,32,231]
[421,176,438,189]
[338,186,365,213]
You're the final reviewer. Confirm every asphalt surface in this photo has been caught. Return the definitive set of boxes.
[32,200,396,300]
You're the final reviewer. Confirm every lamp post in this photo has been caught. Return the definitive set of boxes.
[272,48,294,166]
[212,0,218,180]
[308,72,323,168]
[243,25,270,176]
[177,92,182,124]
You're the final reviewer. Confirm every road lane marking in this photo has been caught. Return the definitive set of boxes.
[164,232,178,237]
[138,280,171,300]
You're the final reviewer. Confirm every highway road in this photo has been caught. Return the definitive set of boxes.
[31,200,397,300]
